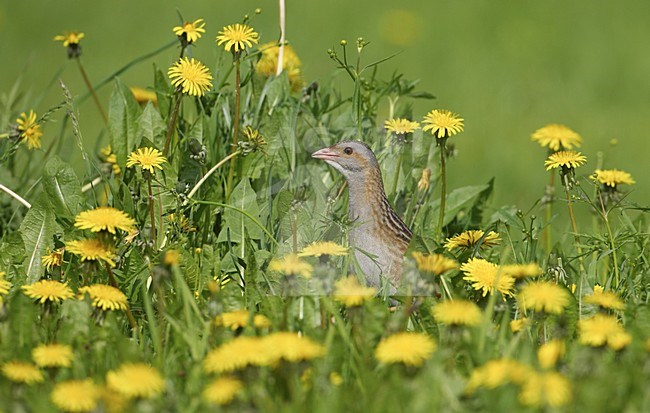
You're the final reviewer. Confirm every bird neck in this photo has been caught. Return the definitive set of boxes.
[345,166,388,221]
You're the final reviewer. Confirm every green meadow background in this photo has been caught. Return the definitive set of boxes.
[1,0,648,208]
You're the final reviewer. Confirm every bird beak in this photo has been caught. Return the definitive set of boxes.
[311,147,339,160]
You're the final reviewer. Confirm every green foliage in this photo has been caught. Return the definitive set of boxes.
[0,9,649,413]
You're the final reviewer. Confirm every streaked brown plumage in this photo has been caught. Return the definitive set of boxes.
[312,141,412,294]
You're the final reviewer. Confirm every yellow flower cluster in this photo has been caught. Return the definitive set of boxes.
[204,332,325,373]
[214,309,271,330]
[412,252,458,275]
[374,332,436,366]
[460,258,515,297]
[445,230,500,251]
[256,42,303,91]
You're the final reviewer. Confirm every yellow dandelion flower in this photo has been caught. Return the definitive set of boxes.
[216,24,259,53]
[519,371,572,408]
[256,42,303,91]
[78,284,128,311]
[164,249,180,266]
[509,317,530,333]
[460,258,514,297]
[329,372,343,386]
[431,300,482,326]
[445,230,500,251]
[333,276,377,307]
[0,272,12,299]
[518,281,570,315]
[375,332,436,367]
[32,343,73,368]
[537,340,565,369]
[416,168,431,192]
[263,332,326,363]
[126,147,167,174]
[1,361,44,384]
[202,376,243,405]
[22,280,74,304]
[53,31,85,47]
[100,146,121,175]
[412,252,458,275]
[74,207,136,234]
[204,336,270,373]
[172,18,206,44]
[66,238,117,267]
[51,379,100,412]
[106,363,164,399]
[16,110,43,150]
[168,57,213,97]
[579,314,631,350]
[422,109,464,139]
[269,254,313,278]
[214,309,272,330]
[42,248,64,271]
[130,87,157,106]
[583,285,625,311]
[466,359,532,393]
[99,387,130,413]
[531,124,582,151]
[384,118,420,135]
[544,150,587,171]
[502,263,543,279]
[592,169,635,187]
[298,241,348,257]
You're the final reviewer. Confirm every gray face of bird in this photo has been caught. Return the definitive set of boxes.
[311,141,379,182]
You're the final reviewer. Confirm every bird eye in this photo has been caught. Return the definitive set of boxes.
[344,147,353,155]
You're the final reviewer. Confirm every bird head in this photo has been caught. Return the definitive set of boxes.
[311,141,379,181]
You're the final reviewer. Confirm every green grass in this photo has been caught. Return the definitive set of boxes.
[0,2,649,412]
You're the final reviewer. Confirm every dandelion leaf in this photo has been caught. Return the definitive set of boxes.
[19,196,61,283]
[109,78,142,168]
[137,102,166,149]
[42,156,83,218]
[217,179,263,243]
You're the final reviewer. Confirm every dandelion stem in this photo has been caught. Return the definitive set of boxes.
[163,91,182,156]
[598,192,620,288]
[543,172,554,253]
[187,151,241,199]
[76,59,107,124]
[0,182,31,209]
[438,137,448,239]
[226,57,242,200]
[390,146,402,198]
[81,176,103,193]
[277,0,286,76]
[147,176,157,248]
[563,175,585,273]
[105,264,139,332]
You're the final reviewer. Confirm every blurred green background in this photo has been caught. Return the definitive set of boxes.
[1,0,648,209]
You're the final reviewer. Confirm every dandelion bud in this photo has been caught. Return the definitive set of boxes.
[418,168,431,191]
[255,8,262,14]
[340,39,347,46]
